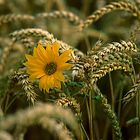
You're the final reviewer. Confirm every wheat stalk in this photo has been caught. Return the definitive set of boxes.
[36,116,74,140]
[9,28,54,42]
[122,80,140,105]
[73,41,137,82]
[0,42,15,73]
[0,14,35,26]
[37,11,83,25]
[78,1,140,31]
[20,38,34,48]
[0,103,81,140]
[91,62,132,84]
[56,96,81,118]
[9,28,84,60]
[0,131,13,140]
[11,69,37,105]
[9,28,73,52]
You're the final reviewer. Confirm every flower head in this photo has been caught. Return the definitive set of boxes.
[25,42,72,92]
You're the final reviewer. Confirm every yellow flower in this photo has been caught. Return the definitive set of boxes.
[25,42,73,92]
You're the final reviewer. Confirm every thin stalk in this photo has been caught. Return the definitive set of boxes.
[138,73,140,138]
[131,63,139,137]
[136,85,139,137]
[89,89,94,140]
[3,94,19,114]
[82,0,91,15]
[117,87,123,119]
[93,84,122,140]
[83,31,91,52]
[86,96,91,139]
[103,120,110,140]
[80,123,90,140]
[109,73,115,140]
[94,120,100,140]
[109,73,114,110]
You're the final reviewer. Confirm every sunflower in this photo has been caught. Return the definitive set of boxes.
[25,42,73,92]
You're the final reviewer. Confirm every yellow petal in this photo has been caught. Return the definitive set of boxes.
[25,54,34,61]
[46,43,55,62]
[57,63,73,71]
[27,68,45,76]
[28,71,45,80]
[57,50,72,64]
[26,61,44,68]
[33,44,49,63]
[53,71,64,81]
[39,76,50,92]
[25,54,44,66]
[54,80,61,89]
[52,42,60,57]
[26,62,44,68]
[47,76,55,89]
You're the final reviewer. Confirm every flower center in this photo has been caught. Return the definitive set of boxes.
[45,62,57,75]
